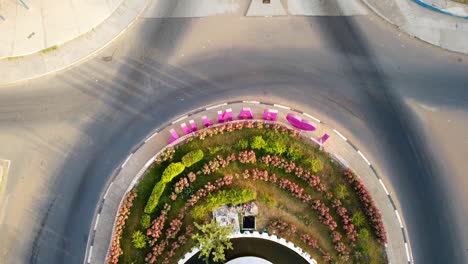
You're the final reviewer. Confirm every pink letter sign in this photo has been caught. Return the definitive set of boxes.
[189,120,197,132]
[202,116,214,127]
[181,122,196,135]
[263,109,278,121]
[238,107,253,120]
[286,113,316,131]
[319,133,330,144]
[217,109,233,123]
[167,128,180,143]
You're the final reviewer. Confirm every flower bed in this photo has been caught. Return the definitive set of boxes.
[109,121,387,264]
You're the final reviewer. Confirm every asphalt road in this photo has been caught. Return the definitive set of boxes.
[0,4,467,264]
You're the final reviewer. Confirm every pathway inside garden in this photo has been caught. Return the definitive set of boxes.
[85,101,412,264]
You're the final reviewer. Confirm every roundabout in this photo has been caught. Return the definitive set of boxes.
[85,101,413,264]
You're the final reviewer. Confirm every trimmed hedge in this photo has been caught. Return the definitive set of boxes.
[144,182,166,214]
[181,150,204,167]
[145,162,186,213]
[162,162,185,182]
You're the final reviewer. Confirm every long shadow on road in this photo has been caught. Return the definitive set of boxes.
[317,14,463,263]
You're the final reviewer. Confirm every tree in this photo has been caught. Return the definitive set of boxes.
[132,230,147,249]
[192,220,233,264]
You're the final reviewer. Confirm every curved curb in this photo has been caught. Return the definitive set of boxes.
[85,100,413,264]
[178,232,317,264]
[360,0,468,55]
[412,0,468,19]
[0,0,151,86]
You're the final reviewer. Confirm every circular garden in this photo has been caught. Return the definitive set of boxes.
[107,120,388,264]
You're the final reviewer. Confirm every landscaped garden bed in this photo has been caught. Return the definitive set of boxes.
[107,121,388,264]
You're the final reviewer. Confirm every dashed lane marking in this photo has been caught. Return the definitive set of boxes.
[144,131,158,143]
[333,129,347,141]
[87,245,93,264]
[242,100,260,104]
[273,104,290,110]
[395,210,403,228]
[172,115,188,124]
[405,242,411,262]
[205,103,227,110]
[379,179,389,195]
[94,214,100,230]
[357,150,371,166]
[121,153,133,168]
[103,182,113,200]
[302,113,321,123]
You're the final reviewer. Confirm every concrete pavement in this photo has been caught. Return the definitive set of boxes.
[362,0,468,54]
[86,101,412,264]
[0,2,467,263]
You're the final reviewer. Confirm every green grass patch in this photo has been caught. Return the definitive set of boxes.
[117,124,387,264]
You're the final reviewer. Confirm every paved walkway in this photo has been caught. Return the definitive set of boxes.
[85,101,412,264]
[362,0,468,54]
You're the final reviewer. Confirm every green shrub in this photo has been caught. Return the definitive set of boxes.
[144,182,166,214]
[286,144,303,160]
[310,158,323,173]
[140,214,151,229]
[162,162,185,182]
[250,136,266,150]
[334,184,349,199]
[236,139,249,150]
[264,140,287,155]
[358,228,370,242]
[192,189,257,220]
[182,150,204,167]
[352,211,366,228]
[132,230,146,249]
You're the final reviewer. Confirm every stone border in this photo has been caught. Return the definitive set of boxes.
[177,231,317,264]
[85,100,413,264]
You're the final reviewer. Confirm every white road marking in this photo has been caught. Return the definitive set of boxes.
[172,115,188,124]
[103,182,113,199]
[121,153,133,168]
[144,157,155,169]
[357,150,371,166]
[87,245,93,263]
[243,100,260,104]
[395,210,403,228]
[94,214,100,230]
[405,243,411,262]
[144,131,158,143]
[206,103,227,110]
[273,104,291,110]
[379,179,389,195]
[333,129,347,141]
[302,112,321,123]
